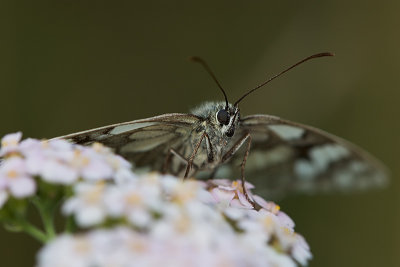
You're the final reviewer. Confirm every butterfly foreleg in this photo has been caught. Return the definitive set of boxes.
[221,133,251,163]
[221,133,257,207]
[184,132,210,178]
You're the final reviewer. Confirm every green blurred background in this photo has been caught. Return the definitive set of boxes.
[2,1,399,266]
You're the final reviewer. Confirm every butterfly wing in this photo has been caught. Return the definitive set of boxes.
[56,113,201,171]
[56,112,388,198]
[218,114,389,198]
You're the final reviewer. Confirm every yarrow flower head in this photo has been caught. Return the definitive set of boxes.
[59,173,312,266]
[38,225,308,267]
[0,132,133,208]
[0,132,312,267]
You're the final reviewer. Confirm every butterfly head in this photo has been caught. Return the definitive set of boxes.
[192,101,240,138]
[215,103,240,138]
[191,53,334,139]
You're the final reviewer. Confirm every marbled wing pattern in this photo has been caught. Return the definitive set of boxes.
[56,112,388,199]
[218,115,388,198]
[57,114,202,173]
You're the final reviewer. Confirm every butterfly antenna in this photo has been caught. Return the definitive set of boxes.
[190,56,229,110]
[234,52,334,107]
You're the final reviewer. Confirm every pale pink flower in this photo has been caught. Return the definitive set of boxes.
[253,195,295,229]
[209,179,254,208]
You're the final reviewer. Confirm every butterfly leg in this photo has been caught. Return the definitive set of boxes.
[184,132,210,178]
[221,133,259,208]
[162,148,189,174]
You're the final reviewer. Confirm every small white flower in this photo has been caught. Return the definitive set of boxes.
[114,168,138,184]
[104,182,156,228]
[62,182,108,227]
[0,157,36,198]
[162,176,207,204]
[0,132,22,155]
[41,160,79,184]
[70,147,112,181]
[291,234,312,265]
[37,234,93,267]
[18,138,42,153]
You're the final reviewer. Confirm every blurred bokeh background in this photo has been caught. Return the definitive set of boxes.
[2,1,399,266]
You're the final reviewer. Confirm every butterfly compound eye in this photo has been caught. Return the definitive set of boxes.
[217,109,230,125]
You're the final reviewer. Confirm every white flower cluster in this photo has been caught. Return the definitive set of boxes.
[45,173,311,267]
[0,132,312,266]
[38,226,302,267]
[0,132,133,207]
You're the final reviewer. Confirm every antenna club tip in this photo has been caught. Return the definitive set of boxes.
[321,52,335,57]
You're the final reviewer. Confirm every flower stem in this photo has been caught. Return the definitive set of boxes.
[65,215,76,233]
[18,220,48,243]
[32,198,56,241]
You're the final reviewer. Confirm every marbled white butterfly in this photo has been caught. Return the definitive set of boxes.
[57,53,388,199]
